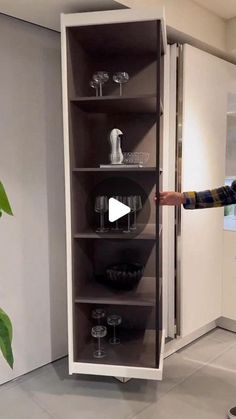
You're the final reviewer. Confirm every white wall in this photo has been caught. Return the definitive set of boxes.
[0,14,67,385]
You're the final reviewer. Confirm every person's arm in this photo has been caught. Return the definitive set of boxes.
[159,191,186,206]
[160,180,236,209]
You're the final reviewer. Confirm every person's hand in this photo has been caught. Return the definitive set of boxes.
[159,191,185,206]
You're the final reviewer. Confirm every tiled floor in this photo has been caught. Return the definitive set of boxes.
[1,328,236,419]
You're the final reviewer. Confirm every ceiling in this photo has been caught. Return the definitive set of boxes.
[1,0,236,32]
[193,0,236,20]
[0,0,126,32]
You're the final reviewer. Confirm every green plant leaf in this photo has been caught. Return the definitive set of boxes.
[0,182,13,215]
[0,310,14,368]
[0,308,13,342]
[0,185,14,369]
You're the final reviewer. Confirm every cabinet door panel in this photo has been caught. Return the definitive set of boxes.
[222,61,236,322]
[222,232,236,321]
[162,44,176,339]
[180,45,227,337]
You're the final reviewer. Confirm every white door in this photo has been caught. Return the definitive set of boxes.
[179,44,229,337]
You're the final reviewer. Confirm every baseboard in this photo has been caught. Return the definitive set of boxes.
[216,316,236,333]
[164,320,217,358]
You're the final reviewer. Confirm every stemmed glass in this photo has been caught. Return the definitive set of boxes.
[107,314,122,345]
[92,72,109,96]
[90,80,99,97]
[92,308,106,325]
[137,152,150,167]
[91,325,107,358]
[122,196,132,233]
[113,72,129,96]
[95,196,109,233]
[111,195,123,231]
[130,195,142,231]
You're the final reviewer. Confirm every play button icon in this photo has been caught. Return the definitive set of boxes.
[108,198,131,223]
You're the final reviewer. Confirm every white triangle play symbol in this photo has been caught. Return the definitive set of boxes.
[108,198,131,223]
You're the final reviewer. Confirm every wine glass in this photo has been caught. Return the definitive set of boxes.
[123,152,134,165]
[95,196,109,233]
[123,152,150,166]
[107,314,122,345]
[92,71,109,96]
[92,308,106,325]
[113,72,129,96]
[90,80,99,97]
[130,195,142,231]
[135,195,142,211]
[137,152,150,167]
[91,325,107,358]
[111,195,123,231]
[129,196,137,231]
[122,196,132,233]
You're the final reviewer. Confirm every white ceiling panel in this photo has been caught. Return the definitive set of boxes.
[0,0,126,32]
[193,0,236,20]
[1,0,236,33]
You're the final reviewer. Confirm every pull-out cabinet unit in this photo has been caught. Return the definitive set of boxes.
[61,8,166,380]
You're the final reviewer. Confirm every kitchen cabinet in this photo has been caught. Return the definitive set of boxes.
[179,45,226,337]
[177,45,236,338]
[61,8,167,380]
[61,8,236,377]
[222,232,236,323]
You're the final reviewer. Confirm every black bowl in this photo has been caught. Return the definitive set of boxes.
[105,263,144,291]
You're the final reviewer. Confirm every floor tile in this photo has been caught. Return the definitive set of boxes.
[210,344,236,371]
[0,385,55,419]
[177,332,232,364]
[19,353,203,419]
[207,327,236,345]
[157,352,202,397]
[2,329,236,419]
[20,357,158,419]
[0,362,51,393]
[132,363,236,419]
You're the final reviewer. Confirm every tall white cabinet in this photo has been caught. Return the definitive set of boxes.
[177,45,236,339]
[163,43,236,355]
[180,45,226,337]
[222,232,236,324]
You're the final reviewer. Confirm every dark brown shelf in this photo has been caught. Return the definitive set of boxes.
[76,329,156,368]
[70,20,161,55]
[74,224,160,240]
[73,167,163,173]
[75,277,156,307]
[71,95,158,114]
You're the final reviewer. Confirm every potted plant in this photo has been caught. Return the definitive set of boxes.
[0,181,14,368]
